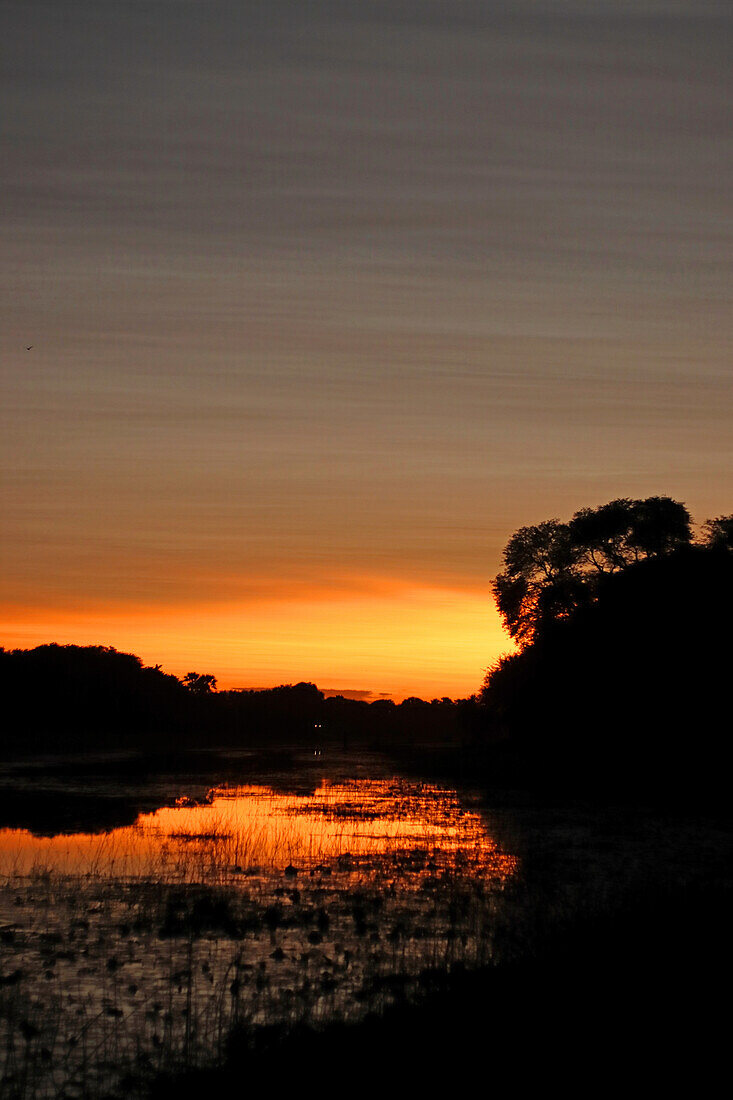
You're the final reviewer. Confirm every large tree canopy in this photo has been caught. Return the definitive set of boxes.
[481,544,733,798]
[493,496,693,645]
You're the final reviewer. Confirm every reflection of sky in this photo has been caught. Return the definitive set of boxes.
[0,779,518,881]
[2,3,731,695]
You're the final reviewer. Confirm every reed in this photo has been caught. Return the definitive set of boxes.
[0,777,518,1099]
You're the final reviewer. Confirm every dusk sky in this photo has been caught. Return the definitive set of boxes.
[2,1,731,699]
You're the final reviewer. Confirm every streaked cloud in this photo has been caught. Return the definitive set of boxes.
[1,2,730,695]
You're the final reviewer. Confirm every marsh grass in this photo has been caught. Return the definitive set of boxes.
[0,777,521,1099]
[2,775,728,1099]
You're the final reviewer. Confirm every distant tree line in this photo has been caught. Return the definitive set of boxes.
[0,644,480,755]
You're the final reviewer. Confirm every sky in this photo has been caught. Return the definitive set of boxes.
[2,1,731,700]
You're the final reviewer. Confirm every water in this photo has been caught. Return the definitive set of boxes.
[0,772,518,1098]
[0,778,517,881]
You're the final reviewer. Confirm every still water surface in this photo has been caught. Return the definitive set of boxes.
[0,773,517,1099]
[0,777,518,881]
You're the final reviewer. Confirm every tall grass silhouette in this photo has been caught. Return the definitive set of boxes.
[0,778,518,1099]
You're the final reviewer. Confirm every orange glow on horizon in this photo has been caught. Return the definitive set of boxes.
[0,780,519,881]
[0,575,511,701]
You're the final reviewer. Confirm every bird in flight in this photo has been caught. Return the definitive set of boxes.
[26,345,33,350]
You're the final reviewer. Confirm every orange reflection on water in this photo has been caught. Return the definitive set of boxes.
[0,779,517,885]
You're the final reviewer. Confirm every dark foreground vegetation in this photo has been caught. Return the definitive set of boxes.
[151,882,731,1096]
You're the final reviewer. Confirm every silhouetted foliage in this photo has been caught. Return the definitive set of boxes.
[493,496,693,645]
[0,645,478,757]
[492,519,579,645]
[0,644,192,752]
[148,882,732,1098]
[482,543,733,798]
[182,672,218,694]
[702,513,733,551]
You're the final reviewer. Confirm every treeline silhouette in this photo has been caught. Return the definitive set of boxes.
[3,494,730,802]
[0,643,480,756]
[480,497,733,799]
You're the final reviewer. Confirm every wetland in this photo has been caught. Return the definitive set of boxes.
[1,747,729,1098]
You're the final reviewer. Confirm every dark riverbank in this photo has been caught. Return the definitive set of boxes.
[151,881,731,1096]
[0,644,480,757]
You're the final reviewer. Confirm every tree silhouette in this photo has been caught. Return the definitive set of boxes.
[702,514,733,551]
[493,497,693,645]
[481,543,733,798]
[181,672,218,694]
[492,519,582,645]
